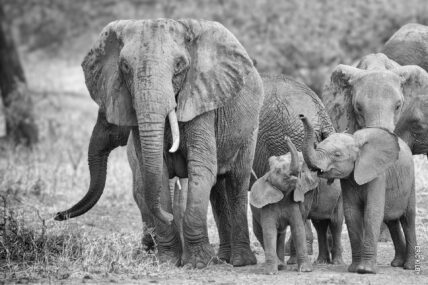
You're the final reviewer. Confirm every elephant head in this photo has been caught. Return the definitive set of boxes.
[56,19,254,224]
[250,136,319,208]
[324,53,428,133]
[300,114,400,185]
[395,95,428,154]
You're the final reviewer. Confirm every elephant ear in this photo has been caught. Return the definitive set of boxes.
[250,174,284,208]
[176,19,254,122]
[81,21,137,126]
[392,65,428,101]
[294,163,319,202]
[353,128,400,185]
[323,64,364,134]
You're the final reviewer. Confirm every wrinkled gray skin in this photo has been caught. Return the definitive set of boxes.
[127,74,341,266]
[323,52,428,242]
[286,179,343,266]
[250,75,343,267]
[323,53,428,134]
[250,138,319,274]
[301,115,416,274]
[383,23,428,155]
[55,19,264,269]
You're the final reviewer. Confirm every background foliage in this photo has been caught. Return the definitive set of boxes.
[4,0,428,94]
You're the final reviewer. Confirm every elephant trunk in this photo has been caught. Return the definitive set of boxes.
[285,136,299,176]
[55,112,129,221]
[299,114,325,171]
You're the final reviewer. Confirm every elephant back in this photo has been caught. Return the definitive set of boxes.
[383,23,428,72]
[253,74,334,178]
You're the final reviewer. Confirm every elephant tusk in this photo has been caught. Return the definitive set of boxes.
[168,109,180,153]
[176,179,181,190]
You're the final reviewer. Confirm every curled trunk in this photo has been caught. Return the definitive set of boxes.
[299,114,324,170]
[55,112,129,221]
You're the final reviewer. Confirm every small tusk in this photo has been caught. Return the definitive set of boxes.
[176,179,181,190]
[168,109,180,153]
[251,169,258,180]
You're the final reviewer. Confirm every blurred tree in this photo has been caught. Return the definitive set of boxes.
[0,2,38,146]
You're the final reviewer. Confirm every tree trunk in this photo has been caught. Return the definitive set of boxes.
[0,3,38,146]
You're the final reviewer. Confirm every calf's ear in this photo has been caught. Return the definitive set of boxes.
[294,163,319,202]
[353,128,400,185]
[250,174,284,208]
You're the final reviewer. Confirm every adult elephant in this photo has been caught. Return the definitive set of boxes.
[55,19,264,269]
[127,74,339,266]
[323,53,428,134]
[382,23,428,154]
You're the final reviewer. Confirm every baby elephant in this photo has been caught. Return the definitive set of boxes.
[301,115,416,274]
[250,137,319,274]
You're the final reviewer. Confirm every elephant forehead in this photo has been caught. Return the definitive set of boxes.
[321,133,355,150]
[352,72,402,99]
[116,19,185,43]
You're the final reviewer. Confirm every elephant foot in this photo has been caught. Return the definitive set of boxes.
[217,245,231,263]
[231,246,257,267]
[264,261,278,275]
[157,247,182,266]
[348,262,359,273]
[314,255,331,265]
[142,231,157,252]
[297,259,313,272]
[183,242,215,269]
[286,255,297,265]
[391,255,405,267]
[356,260,377,274]
[278,258,286,271]
[331,255,345,265]
[404,258,415,270]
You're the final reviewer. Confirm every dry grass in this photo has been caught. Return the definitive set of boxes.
[1,55,428,284]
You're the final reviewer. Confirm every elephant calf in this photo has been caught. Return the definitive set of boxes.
[250,137,319,274]
[287,179,344,266]
[301,115,417,274]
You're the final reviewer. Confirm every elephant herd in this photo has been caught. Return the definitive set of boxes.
[55,19,428,275]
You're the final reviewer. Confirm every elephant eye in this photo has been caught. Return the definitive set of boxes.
[395,103,401,111]
[174,57,188,74]
[334,151,341,157]
[355,104,363,113]
[121,60,131,74]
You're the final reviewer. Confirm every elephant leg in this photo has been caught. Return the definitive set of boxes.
[400,188,417,270]
[289,208,312,272]
[329,212,344,265]
[225,143,257,267]
[285,220,312,256]
[252,213,264,249]
[378,222,391,242]
[277,231,286,270]
[385,219,406,267]
[287,235,297,264]
[305,220,314,255]
[210,177,232,262]
[132,171,156,252]
[154,163,182,265]
[182,114,216,269]
[262,217,279,275]
[357,179,385,274]
[312,219,331,264]
[342,181,363,273]
[173,178,188,262]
